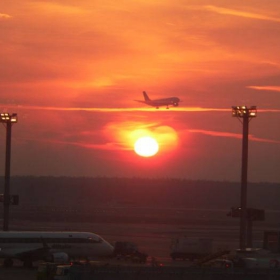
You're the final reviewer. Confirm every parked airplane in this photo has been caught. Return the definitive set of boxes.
[135,91,181,109]
[0,231,114,267]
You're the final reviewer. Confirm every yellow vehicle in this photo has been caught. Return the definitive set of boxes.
[53,265,71,280]
[37,262,57,280]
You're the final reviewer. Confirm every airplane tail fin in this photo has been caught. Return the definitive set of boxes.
[143,91,151,101]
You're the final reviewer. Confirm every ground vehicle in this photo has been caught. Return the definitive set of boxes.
[263,231,280,253]
[113,241,138,257]
[232,248,280,269]
[206,259,234,270]
[53,265,71,280]
[113,241,147,263]
[37,262,58,280]
[170,238,213,261]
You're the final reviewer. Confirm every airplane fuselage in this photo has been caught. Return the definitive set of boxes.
[144,97,180,107]
[0,231,113,263]
[135,92,181,109]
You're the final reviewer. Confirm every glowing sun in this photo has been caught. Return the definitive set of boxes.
[134,136,159,157]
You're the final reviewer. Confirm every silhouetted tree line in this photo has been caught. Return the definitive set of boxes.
[0,176,279,210]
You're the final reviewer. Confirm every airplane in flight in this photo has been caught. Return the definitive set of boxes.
[0,231,114,267]
[135,91,181,109]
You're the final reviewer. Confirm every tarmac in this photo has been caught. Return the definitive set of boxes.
[0,214,278,279]
[0,266,36,280]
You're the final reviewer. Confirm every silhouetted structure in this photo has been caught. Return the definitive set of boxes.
[232,106,257,250]
[0,113,18,231]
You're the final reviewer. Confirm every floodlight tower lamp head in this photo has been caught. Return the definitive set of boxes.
[232,106,257,120]
[0,113,18,124]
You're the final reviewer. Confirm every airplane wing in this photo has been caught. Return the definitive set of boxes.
[18,236,52,261]
[1,237,51,261]
[14,246,50,261]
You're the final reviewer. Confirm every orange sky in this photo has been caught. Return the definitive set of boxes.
[0,0,280,182]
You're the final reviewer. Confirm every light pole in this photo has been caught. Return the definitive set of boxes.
[232,106,257,250]
[0,113,18,231]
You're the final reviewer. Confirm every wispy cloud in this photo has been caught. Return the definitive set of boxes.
[189,129,241,139]
[2,104,280,113]
[203,5,280,23]
[0,104,231,113]
[248,86,280,92]
[189,129,280,144]
[0,13,12,19]
[20,137,123,151]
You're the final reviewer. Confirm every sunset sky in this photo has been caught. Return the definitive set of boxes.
[0,0,280,182]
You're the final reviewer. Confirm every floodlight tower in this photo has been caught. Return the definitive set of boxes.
[232,106,257,250]
[0,113,18,231]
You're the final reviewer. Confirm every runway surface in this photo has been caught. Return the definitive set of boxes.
[0,214,278,279]
[7,219,268,261]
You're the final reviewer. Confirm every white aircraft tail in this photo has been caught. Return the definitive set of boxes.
[143,91,151,101]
